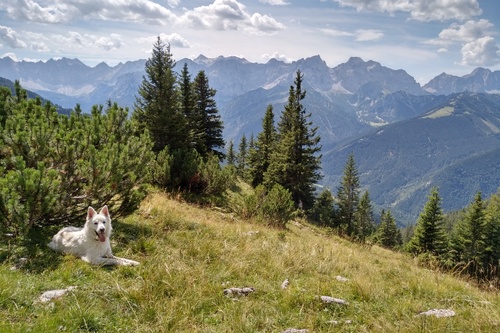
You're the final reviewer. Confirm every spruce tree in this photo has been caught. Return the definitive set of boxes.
[484,192,500,276]
[192,70,225,159]
[451,192,486,275]
[336,154,360,235]
[179,62,196,147]
[248,104,277,187]
[264,70,321,209]
[376,210,402,249]
[226,140,236,166]
[310,188,335,227]
[355,190,375,243]
[133,36,187,153]
[237,134,248,178]
[407,187,448,257]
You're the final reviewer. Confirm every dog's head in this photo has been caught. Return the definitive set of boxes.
[86,205,112,242]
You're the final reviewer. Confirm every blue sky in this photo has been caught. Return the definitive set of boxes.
[0,0,499,84]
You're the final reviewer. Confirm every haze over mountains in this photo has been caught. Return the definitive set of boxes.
[1,55,500,225]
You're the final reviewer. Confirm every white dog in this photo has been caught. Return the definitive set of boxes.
[48,205,139,266]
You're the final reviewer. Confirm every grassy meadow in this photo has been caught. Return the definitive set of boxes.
[1,191,499,332]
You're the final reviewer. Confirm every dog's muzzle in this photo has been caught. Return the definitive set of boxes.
[95,230,106,242]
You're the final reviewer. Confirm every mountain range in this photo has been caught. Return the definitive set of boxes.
[1,55,500,225]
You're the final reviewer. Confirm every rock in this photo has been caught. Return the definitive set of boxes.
[335,275,349,282]
[10,257,28,271]
[419,309,455,318]
[318,295,349,305]
[223,287,255,297]
[328,319,353,325]
[281,329,308,333]
[38,286,77,303]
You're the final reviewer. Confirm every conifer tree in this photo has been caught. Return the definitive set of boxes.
[133,36,187,153]
[407,187,448,257]
[451,192,486,274]
[264,70,321,209]
[376,209,402,249]
[237,134,248,177]
[310,188,335,227]
[248,104,277,187]
[226,140,236,166]
[179,62,196,145]
[484,192,500,276]
[355,190,375,242]
[0,89,153,238]
[336,154,360,235]
[192,70,225,159]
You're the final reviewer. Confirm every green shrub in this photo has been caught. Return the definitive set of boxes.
[0,90,154,240]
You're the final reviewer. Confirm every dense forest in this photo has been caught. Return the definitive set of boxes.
[1,36,499,286]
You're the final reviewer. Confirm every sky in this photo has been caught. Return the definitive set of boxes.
[0,0,499,84]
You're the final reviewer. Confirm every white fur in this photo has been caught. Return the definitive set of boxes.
[48,206,139,266]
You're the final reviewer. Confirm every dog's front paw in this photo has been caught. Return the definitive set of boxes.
[123,259,140,266]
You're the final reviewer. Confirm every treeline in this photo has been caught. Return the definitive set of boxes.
[408,188,500,284]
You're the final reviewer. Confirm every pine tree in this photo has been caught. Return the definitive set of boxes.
[407,187,448,257]
[484,192,500,276]
[451,192,486,275]
[0,89,153,238]
[376,210,402,249]
[248,104,277,187]
[355,191,375,242]
[192,70,225,159]
[310,188,335,227]
[237,134,248,178]
[336,154,360,235]
[179,62,196,147]
[226,140,236,166]
[264,70,322,209]
[133,36,187,153]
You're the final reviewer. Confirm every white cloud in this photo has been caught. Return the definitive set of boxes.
[259,0,290,5]
[424,19,500,66]
[167,0,180,8]
[437,19,494,44]
[181,0,284,35]
[320,27,383,41]
[95,34,123,51]
[355,29,384,41]
[320,27,353,37]
[261,51,292,63]
[460,36,500,66]
[333,0,481,22]
[1,52,19,61]
[158,33,192,48]
[1,0,177,25]
[0,25,27,48]
[31,41,49,52]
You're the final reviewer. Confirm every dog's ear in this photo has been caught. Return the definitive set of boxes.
[100,205,110,217]
[87,206,97,219]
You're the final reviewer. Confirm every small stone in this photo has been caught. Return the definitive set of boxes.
[318,295,349,305]
[419,309,455,318]
[335,275,349,282]
[38,286,77,303]
[223,287,255,297]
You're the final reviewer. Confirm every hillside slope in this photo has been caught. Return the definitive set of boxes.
[1,192,499,332]
[323,92,500,224]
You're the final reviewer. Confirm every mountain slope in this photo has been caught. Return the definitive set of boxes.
[322,92,500,224]
[1,192,499,332]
